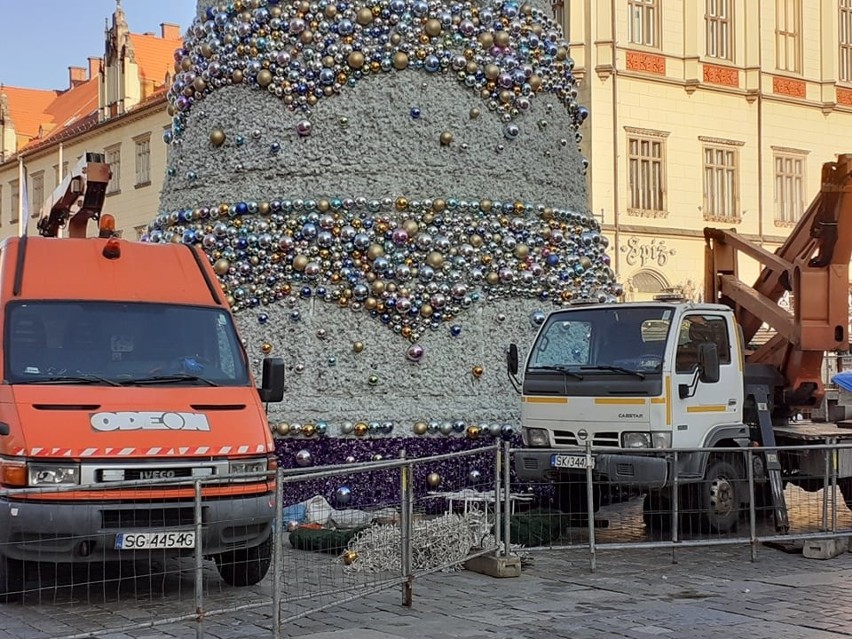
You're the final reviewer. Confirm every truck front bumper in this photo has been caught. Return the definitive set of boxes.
[0,492,275,563]
[515,450,669,488]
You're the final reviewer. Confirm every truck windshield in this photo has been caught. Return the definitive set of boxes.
[528,306,673,375]
[4,301,251,386]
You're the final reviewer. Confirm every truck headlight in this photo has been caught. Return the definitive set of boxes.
[651,432,672,449]
[524,428,549,447]
[229,458,269,476]
[28,463,80,486]
[622,432,650,448]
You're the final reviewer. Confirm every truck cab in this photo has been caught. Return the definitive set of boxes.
[0,232,284,596]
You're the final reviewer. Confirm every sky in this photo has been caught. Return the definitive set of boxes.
[0,0,198,91]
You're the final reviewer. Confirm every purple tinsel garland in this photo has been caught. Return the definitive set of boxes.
[274,434,547,513]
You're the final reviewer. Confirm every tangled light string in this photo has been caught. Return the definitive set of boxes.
[166,0,587,142]
[146,196,619,337]
[340,512,494,572]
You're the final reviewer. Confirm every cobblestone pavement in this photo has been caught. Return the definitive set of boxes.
[4,491,852,639]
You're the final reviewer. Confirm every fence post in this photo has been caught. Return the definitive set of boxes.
[194,479,204,639]
[585,441,596,573]
[671,451,679,565]
[493,444,502,555]
[502,440,511,557]
[831,438,839,533]
[822,440,831,532]
[399,450,413,607]
[747,447,757,562]
[272,468,283,639]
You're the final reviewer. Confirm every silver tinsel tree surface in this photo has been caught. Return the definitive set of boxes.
[149,0,620,436]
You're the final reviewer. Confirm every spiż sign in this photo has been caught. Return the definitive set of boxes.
[90,412,211,432]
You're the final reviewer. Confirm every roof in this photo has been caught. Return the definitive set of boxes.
[128,32,181,89]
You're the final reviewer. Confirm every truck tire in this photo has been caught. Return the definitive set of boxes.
[215,536,272,587]
[0,554,24,602]
[694,456,741,533]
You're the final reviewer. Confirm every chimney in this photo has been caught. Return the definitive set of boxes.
[160,22,181,40]
[87,57,102,80]
[68,66,86,88]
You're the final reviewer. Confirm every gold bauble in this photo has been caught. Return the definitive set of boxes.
[347,51,365,69]
[293,255,309,271]
[371,281,385,295]
[472,366,484,378]
[232,69,244,84]
[257,69,273,87]
[494,30,510,47]
[324,4,337,17]
[193,77,207,92]
[424,18,442,36]
[466,425,481,439]
[529,75,542,91]
[259,201,271,215]
[439,131,453,146]
[427,472,442,488]
[213,259,230,275]
[342,550,358,565]
[392,52,409,70]
[403,220,419,235]
[276,422,291,436]
[302,423,316,438]
[356,7,373,24]
[469,108,481,119]
[354,422,368,437]
[513,244,530,259]
[426,251,444,268]
[395,197,408,211]
[210,129,226,147]
[367,244,384,260]
[486,272,499,286]
[261,342,273,354]
[420,304,433,317]
[433,199,446,212]
[353,341,365,353]
[484,64,500,80]
[413,422,428,435]
[478,33,494,48]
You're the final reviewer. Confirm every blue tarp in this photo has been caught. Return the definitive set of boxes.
[832,371,852,392]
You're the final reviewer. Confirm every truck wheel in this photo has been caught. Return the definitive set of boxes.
[0,554,24,602]
[696,457,741,533]
[215,536,273,587]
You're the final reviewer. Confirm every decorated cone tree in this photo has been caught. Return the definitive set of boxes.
[150,0,620,506]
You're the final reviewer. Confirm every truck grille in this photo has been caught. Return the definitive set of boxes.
[552,430,620,447]
[101,507,205,529]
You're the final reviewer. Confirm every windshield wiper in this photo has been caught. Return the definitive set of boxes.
[22,374,121,387]
[121,374,218,387]
[580,365,646,380]
[529,365,584,380]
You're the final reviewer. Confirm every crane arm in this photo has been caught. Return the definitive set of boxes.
[704,154,852,410]
[37,152,111,238]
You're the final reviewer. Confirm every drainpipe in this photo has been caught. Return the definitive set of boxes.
[610,0,621,277]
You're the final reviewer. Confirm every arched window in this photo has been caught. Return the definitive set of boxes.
[627,269,669,301]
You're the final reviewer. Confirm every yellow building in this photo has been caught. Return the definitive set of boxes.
[566,0,852,300]
[0,5,181,239]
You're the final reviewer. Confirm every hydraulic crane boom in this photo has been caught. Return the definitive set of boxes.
[37,152,111,238]
[704,153,852,412]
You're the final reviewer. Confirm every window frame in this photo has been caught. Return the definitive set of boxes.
[775,0,802,73]
[628,0,660,48]
[9,179,19,225]
[705,0,733,60]
[841,0,852,82]
[773,151,806,225]
[30,171,44,219]
[105,144,121,195]
[134,134,151,188]
[626,129,668,217]
[702,144,740,222]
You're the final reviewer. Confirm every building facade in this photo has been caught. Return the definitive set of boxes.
[566,0,852,299]
[0,5,180,239]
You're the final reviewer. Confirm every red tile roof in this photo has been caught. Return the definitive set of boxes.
[129,32,182,90]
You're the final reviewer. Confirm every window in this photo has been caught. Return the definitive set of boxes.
[627,133,667,215]
[9,179,19,224]
[776,0,802,72]
[551,0,564,27]
[134,135,151,186]
[31,171,44,218]
[841,0,852,82]
[675,315,731,374]
[702,145,739,220]
[105,145,121,194]
[774,152,805,224]
[628,0,659,47]
[706,0,732,60]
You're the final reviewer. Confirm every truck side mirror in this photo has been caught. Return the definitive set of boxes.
[698,343,720,383]
[507,343,519,376]
[258,357,285,403]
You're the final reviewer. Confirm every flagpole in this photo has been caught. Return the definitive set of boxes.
[17,156,25,237]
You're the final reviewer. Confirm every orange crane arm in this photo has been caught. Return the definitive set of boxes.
[704,154,852,409]
[37,152,111,238]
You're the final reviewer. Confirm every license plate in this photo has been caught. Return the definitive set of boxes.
[115,531,196,550]
[551,454,594,470]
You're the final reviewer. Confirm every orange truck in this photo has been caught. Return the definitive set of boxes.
[0,153,284,596]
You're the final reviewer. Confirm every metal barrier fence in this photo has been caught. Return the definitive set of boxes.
[0,445,500,638]
[503,441,852,569]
